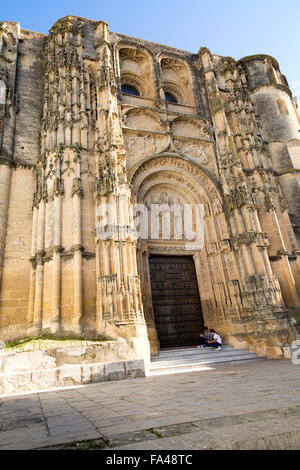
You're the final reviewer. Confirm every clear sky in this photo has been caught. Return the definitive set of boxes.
[2,0,300,100]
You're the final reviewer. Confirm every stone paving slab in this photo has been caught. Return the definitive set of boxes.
[0,360,300,450]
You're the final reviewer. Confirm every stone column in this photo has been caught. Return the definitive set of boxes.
[28,206,38,325]
[50,188,62,332]
[33,199,45,333]
[72,182,83,333]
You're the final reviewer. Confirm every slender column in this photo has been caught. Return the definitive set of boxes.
[95,243,102,327]
[131,243,138,276]
[33,200,45,332]
[50,195,62,331]
[28,206,38,324]
[73,192,82,333]
[109,241,117,317]
[121,241,128,287]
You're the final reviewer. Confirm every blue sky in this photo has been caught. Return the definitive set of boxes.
[2,0,300,100]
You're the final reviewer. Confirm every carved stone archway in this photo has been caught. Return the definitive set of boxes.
[130,154,241,355]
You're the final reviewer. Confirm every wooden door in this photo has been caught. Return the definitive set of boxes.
[149,255,203,348]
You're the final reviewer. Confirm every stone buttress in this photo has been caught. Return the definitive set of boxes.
[27,17,149,360]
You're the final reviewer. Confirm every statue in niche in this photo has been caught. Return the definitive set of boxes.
[159,192,172,205]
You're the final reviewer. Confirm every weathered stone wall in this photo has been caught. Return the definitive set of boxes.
[0,16,299,360]
[0,168,34,339]
[0,24,44,340]
[0,339,146,395]
[13,30,45,165]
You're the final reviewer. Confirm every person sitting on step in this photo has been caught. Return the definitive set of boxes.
[206,329,222,350]
[197,326,213,348]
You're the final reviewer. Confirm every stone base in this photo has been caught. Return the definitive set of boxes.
[0,359,145,396]
[0,339,146,395]
[228,334,291,359]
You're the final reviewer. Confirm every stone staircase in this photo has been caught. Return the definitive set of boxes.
[150,345,265,376]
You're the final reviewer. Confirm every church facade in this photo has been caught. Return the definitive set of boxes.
[0,16,299,362]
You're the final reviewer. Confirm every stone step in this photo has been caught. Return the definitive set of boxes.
[150,357,265,376]
[153,346,245,358]
[151,352,260,370]
[156,346,233,358]
[151,350,257,366]
[149,345,265,376]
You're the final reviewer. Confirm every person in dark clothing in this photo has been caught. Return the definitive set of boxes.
[197,327,213,348]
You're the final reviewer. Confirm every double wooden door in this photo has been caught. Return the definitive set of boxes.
[149,255,204,348]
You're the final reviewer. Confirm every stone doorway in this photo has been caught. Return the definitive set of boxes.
[149,255,204,348]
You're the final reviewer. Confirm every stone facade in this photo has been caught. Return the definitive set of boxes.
[0,16,299,362]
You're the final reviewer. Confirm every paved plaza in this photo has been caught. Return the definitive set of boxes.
[0,360,300,450]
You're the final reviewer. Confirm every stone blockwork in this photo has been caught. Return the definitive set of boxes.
[0,339,146,395]
[0,16,299,365]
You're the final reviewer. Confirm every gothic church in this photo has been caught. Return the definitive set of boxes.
[0,16,299,363]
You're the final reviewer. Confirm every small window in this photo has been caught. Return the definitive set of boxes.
[121,84,140,96]
[165,91,178,104]
[277,99,289,115]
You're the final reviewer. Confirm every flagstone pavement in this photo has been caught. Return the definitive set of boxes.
[1,360,300,450]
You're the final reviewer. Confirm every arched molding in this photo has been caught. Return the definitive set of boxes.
[120,72,147,97]
[129,153,231,326]
[114,41,156,100]
[157,53,196,107]
[163,82,185,104]
[129,155,224,258]
[122,107,165,131]
[170,115,211,139]
[129,153,222,199]
[156,52,194,77]
[114,41,156,63]
[136,174,210,209]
